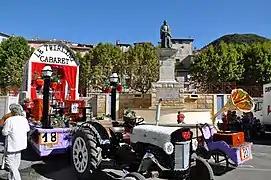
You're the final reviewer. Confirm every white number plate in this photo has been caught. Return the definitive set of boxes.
[39,132,59,145]
[240,146,250,161]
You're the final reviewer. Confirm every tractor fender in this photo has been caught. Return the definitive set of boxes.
[79,122,110,145]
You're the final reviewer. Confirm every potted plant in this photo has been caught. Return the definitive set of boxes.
[52,115,71,128]
[123,109,137,125]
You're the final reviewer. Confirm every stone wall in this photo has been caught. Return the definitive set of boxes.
[151,92,184,108]
[183,94,214,110]
[89,93,221,120]
[119,93,152,118]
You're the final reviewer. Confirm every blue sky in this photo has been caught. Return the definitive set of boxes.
[1,0,270,48]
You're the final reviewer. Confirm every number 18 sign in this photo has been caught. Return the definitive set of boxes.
[39,132,59,145]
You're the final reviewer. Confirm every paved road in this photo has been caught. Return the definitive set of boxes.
[1,136,271,180]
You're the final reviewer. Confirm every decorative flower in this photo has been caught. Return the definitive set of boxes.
[116,84,123,93]
[23,98,30,103]
[36,78,44,87]
[103,86,112,93]
[50,82,58,89]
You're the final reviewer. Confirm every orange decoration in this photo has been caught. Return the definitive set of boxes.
[36,79,44,87]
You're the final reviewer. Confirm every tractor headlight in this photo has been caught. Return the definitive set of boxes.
[163,142,174,155]
[191,139,198,151]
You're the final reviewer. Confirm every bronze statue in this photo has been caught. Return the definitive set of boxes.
[160,20,172,48]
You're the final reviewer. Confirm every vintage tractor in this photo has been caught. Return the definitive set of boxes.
[71,119,214,180]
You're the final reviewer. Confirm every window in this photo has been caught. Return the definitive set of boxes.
[176,59,180,62]
[254,101,263,112]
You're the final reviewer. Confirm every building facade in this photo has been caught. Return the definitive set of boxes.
[27,39,93,55]
[171,38,194,79]
[0,32,10,43]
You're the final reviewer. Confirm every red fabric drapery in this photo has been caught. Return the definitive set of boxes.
[62,66,77,100]
[30,62,45,100]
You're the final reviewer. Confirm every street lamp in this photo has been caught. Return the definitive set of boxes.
[42,65,53,128]
[110,73,118,120]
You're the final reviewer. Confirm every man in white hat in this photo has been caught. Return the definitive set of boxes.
[2,103,30,180]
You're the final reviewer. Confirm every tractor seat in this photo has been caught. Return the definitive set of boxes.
[110,127,125,134]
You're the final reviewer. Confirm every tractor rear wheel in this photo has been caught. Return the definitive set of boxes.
[72,127,102,180]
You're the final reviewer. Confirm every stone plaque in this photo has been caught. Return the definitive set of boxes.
[156,87,180,100]
[158,59,176,83]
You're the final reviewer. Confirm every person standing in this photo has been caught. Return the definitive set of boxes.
[2,104,30,180]
[177,111,185,124]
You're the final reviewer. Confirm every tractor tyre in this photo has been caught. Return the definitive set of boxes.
[123,172,146,180]
[72,127,102,180]
[191,156,215,180]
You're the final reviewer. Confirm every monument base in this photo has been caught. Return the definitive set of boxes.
[152,48,184,108]
[156,48,178,83]
[152,81,184,108]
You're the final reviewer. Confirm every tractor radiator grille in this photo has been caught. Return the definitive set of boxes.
[174,141,191,171]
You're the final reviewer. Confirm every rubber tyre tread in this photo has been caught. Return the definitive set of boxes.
[72,128,102,180]
[191,156,215,180]
[123,172,146,180]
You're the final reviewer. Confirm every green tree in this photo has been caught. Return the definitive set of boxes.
[0,36,32,88]
[240,42,271,85]
[190,41,244,85]
[87,43,124,89]
[126,42,159,93]
[77,52,92,95]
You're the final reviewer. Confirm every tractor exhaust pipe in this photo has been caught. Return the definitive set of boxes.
[155,99,162,126]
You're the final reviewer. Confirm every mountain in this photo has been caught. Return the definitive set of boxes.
[206,34,270,47]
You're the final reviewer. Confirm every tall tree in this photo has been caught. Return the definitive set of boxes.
[240,42,271,85]
[126,42,159,93]
[190,42,244,85]
[0,36,32,88]
[88,43,124,89]
[77,52,92,95]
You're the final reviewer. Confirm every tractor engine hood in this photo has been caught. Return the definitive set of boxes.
[130,125,192,154]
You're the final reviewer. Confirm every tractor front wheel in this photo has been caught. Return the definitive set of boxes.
[72,128,102,180]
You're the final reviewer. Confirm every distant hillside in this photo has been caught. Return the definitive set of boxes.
[205,34,270,48]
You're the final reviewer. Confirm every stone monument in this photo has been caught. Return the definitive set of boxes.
[151,20,184,107]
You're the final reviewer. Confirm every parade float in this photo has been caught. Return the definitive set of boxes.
[19,42,88,156]
[195,89,255,175]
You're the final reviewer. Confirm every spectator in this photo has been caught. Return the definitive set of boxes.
[242,112,252,141]
[177,111,185,124]
[222,112,229,131]
[2,103,30,180]
[0,104,20,126]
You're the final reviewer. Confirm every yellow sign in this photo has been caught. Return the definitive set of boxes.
[39,132,59,145]
[240,146,250,161]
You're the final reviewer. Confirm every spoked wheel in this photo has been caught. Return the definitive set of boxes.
[72,128,102,180]
[123,172,146,180]
[207,150,229,176]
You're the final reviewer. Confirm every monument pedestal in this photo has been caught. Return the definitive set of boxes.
[152,48,184,108]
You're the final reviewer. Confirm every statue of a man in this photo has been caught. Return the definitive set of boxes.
[160,20,172,48]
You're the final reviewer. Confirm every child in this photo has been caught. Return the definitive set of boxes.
[177,111,185,124]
